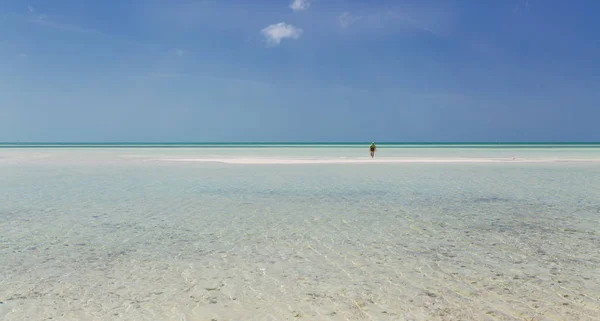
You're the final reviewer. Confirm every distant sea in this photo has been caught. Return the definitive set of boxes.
[1,142,600,148]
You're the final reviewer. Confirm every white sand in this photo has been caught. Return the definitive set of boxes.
[161,157,600,164]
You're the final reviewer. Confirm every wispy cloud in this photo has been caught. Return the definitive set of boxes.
[335,3,454,36]
[338,11,401,30]
[25,5,100,35]
[261,22,303,46]
[148,72,184,79]
[338,12,362,29]
[174,48,185,57]
[514,0,531,14]
[30,17,98,34]
[290,0,311,12]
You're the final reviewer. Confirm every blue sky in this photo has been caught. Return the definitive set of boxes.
[1,0,599,142]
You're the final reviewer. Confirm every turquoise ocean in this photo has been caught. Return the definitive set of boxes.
[1,143,599,320]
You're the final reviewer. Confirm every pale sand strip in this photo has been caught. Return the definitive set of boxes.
[161,157,600,164]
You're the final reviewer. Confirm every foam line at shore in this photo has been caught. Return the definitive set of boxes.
[160,157,600,164]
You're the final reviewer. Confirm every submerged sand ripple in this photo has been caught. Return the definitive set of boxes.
[1,149,599,320]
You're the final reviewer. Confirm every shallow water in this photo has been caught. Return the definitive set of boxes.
[1,148,599,320]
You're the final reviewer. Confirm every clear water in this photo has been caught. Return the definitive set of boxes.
[1,146,599,320]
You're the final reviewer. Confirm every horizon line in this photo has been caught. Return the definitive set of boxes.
[2,142,600,145]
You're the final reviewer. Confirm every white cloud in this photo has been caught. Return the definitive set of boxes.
[27,5,35,13]
[290,0,311,12]
[338,12,362,29]
[261,22,303,46]
[174,48,185,56]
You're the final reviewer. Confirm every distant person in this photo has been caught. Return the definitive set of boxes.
[370,142,377,158]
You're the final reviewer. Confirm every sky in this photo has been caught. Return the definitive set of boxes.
[1,0,599,142]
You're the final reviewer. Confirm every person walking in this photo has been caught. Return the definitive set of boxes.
[370,142,377,158]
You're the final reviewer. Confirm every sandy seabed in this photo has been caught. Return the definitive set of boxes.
[1,149,599,320]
